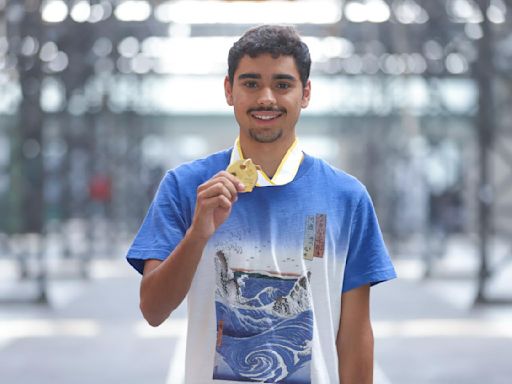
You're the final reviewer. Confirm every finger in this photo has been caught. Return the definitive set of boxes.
[198,194,232,211]
[198,182,234,202]
[208,172,243,190]
[215,171,246,192]
[209,176,238,200]
[217,195,232,210]
[217,176,239,200]
[199,176,240,200]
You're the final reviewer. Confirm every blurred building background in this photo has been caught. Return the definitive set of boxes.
[0,1,511,383]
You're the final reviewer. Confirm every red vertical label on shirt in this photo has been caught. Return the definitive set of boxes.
[216,320,224,347]
[313,214,326,258]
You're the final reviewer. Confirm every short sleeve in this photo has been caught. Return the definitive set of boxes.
[342,189,397,293]
[126,171,189,274]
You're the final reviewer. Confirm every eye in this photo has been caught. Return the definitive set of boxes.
[243,81,258,88]
[276,82,291,89]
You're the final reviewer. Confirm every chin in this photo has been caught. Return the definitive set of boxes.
[249,129,283,143]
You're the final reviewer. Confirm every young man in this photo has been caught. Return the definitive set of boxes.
[127,25,396,384]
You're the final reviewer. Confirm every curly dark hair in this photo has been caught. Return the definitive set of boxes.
[227,25,311,88]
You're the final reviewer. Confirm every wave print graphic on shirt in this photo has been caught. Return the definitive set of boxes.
[213,250,313,383]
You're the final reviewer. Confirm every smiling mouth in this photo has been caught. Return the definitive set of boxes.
[249,110,284,121]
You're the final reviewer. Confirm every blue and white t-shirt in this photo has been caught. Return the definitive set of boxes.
[127,142,396,384]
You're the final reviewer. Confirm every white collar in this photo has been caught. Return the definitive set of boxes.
[229,137,304,187]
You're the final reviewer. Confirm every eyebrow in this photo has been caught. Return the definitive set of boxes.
[238,73,260,80]
[237,73,297,81]
[273,74,297,81]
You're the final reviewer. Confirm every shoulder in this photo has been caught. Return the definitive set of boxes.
[304,154,367,200]
[165,148,232,185]
[154,149,231,202]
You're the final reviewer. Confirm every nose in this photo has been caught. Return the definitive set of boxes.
[257,87,276,106]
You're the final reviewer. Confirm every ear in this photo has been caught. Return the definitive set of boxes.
[224,76,234,106]
[301,80,311,108]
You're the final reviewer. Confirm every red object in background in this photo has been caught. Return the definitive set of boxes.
[89,175,112,202]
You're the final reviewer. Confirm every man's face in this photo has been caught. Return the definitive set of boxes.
[224,54,311,145]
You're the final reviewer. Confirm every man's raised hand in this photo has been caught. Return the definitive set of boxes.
[190,171,245,240]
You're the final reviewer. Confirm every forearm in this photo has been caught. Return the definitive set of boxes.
[337,321,374,384]
[139,171,243,327]
[139,227,208,326]
[336,284,373,384]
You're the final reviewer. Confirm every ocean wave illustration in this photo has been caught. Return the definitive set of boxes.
[216,310,313,383]
[216,301,284,337]
[214,251,313,383]
[238,274,295,305]
[244,286,282,307]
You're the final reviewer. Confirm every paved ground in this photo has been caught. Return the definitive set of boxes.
[1,250,512,384]
[372,265,512,384]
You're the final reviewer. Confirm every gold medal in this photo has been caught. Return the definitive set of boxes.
[226,159,259,192]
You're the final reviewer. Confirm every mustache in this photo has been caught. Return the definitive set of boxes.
[247,107,286,113]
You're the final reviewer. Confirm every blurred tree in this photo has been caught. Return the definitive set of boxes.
[8,2,44,234]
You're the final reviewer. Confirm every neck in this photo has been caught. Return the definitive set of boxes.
[238,136,295,178]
